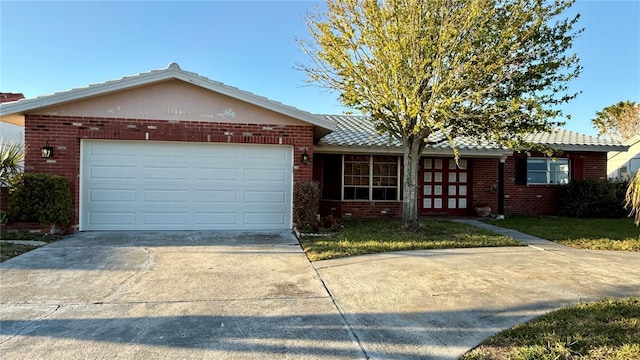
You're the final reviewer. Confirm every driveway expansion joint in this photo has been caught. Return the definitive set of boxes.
[305,256,370,359]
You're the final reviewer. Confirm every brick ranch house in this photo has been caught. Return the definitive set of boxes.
[0,64,627,231]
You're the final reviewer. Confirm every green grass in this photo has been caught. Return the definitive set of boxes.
[299,219,521,261]
[485,216,640,251]
[0,242,38,262]
[0,231,61,242]
[0,231,59,262]
[461,297,640,360]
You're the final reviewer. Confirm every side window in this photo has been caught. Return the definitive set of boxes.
[629,158,640,177]
[517,157,570,185]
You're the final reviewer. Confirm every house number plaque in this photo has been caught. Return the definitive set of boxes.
[167,109,186,115]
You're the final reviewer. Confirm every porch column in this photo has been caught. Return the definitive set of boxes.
[496,156,506,219]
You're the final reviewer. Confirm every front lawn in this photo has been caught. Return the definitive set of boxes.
[461,297,640,360]
[0,231,60,262]
[299,219,521,261]
[0,242,38,262]
[485,217,640,251]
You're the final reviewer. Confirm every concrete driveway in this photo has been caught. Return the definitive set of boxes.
[1,230,640,359]
[0,231,363,359]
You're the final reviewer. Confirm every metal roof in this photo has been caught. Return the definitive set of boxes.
[316,115,628,154]
[0,63,335,132]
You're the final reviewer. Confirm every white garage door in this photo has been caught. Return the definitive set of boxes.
[81,140,293,231]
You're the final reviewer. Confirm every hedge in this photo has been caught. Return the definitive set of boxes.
[8,173,73,227]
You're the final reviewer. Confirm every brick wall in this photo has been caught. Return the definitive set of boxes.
[317,152,609,218]
[320,200,402,219]
[502,152,608,215]
[471,158,500,211]
[24,115,314,226]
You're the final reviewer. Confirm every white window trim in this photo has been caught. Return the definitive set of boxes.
[341,155,401,201]
[527,157,570,185]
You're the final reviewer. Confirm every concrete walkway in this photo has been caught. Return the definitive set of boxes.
[451,218,570,251]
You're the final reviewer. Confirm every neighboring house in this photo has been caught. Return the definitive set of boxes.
[0,93,26,214]
[0,64,628,231]
[607,135,640,180]
[0,93,25,145]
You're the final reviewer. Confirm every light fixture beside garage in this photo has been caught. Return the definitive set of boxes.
[41,142,53,159]
[301,148,309,165]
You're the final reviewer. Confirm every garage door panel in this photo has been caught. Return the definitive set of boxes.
[245,148,289,160]
[194,212,238,225]
[244,191,286,204]
[87,142,138,157]
[89,189,136,203]
[194,190,238,203]
[142,166,189,180]
[245,168,286,182]
[90,165,137,180]
[143,212,190,226]
[82,140,292,230]
[194,168,238,181]
[191,145,242,163]
[244,213,286,226]
[143,190,189,203]
[88,212,136,226]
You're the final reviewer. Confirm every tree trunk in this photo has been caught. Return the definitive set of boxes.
[401,136,424,230]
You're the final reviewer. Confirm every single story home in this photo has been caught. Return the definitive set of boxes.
[607,134,640,180]
[0,64,627,231]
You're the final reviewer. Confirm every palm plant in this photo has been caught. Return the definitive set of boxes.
[626,170,640,226]
[0,139,25,187]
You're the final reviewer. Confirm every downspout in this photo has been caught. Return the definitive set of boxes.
[496,156,506,220]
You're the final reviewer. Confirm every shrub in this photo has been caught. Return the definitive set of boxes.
[558,179,628,218]
[293,180,320,232]
[8,173,73,229]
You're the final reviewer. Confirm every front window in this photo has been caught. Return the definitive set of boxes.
[343,155,400,201]
[527,158,569,184]
[343,155,370,200]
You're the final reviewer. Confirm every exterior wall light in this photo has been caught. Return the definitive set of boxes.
[41,143,53,159]
[301,149,309,165]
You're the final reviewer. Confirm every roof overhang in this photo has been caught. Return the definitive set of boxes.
[0,63,336,134]
[545,144,629,152]
[314,145,512,158]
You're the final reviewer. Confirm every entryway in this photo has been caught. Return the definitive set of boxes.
[419,157,470,215]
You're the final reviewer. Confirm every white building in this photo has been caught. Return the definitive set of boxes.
[608,134,640,180]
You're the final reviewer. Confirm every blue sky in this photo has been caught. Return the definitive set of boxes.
[1,0,638,137]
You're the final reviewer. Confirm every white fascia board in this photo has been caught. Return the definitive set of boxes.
[545,144,629,152]
[0,70,174,117]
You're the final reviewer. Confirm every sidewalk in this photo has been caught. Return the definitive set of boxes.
[452,218,571,251]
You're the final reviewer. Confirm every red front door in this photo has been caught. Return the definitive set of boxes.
[419,158,470,215]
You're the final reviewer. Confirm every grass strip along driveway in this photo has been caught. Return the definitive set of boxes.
[0,243,38,262]
[0,232,61,262]
[462,297,640,360]
[484,217,640,252]
[299,219,521,261]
